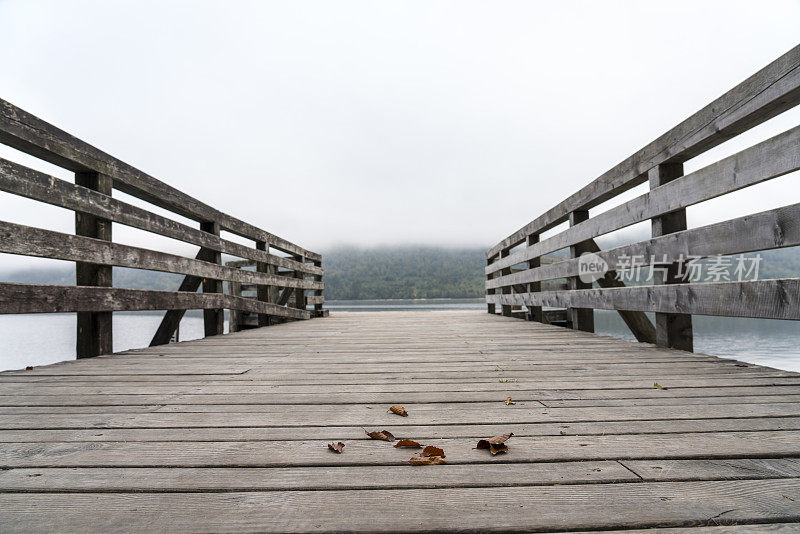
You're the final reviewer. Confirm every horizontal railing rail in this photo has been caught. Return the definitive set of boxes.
[486,44,800,351]
[0,99,325,358]
[226,259,327,333]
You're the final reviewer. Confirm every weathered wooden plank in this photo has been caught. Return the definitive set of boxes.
[487,278,800,321]
[3,458,799,492]
[3,416,799,443]
[0,98,320,261]
[488,125,800,274]
[621,458,800,482]
[0,220,321,290]
[0,157,322,275]
[0,310,797,532]
[1,367,789,382]
[487,43,800,258]
[2,375,797,394]
[2,479,800,532]
[2,403,799,429]
[0,283,311,319]
[3,394,797,415]
[585,526,800,534]
[487,202,800,289]
[0,359,774,380]
[0,460,637,492]
[2,431,800,467]
[4,385,800,407]
[1,355,777,373]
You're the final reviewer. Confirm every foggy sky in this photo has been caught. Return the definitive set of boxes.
[1,0,799,271]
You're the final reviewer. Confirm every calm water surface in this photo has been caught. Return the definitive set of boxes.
[1,299,798,372]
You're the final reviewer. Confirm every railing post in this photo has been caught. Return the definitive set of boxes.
[255,241,271,327]
[486,255,496,314]
[228,280,242,333]
[526,234,542,322]
[649,163,693,351]
[568,210,594,332]
[75,171,113,358]
[500,249,512,317]
[313,260,324,317]
[268,262,279,319]
[294,254,307,312]
[200,221,224,337]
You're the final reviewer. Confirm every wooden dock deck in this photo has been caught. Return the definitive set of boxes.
[1,310,799,532]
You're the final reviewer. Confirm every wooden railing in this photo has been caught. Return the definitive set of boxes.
[0,99,325,358]
[486,44,800,351]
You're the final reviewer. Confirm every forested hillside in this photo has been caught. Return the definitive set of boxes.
[322,247,485,299]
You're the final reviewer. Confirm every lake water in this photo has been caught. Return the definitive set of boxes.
[1,299,799,372]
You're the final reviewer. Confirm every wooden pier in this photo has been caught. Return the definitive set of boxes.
[1,310,800,532]
[1,40,800,533]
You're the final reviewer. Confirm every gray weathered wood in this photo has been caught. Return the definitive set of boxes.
[488,125,800,274]
[487,203,800,289]
[0,98,320,260]
[1,310,798,530]
[0,283,311,319]
[0,157,322,275]
[74,171,113,358]
[0,221,320,290]
[487,278,800,320]
[200,221,224,337]
[650,162,693,351]
[568,210,594,332]
[1,479,799,532]
[487,44,800,259]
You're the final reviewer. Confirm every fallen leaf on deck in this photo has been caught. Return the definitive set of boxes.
[477,432,514,455]
[328,442,345,453]
[389,406,408,417]
[653,382,665,389]
[421,445,445,458]
[409,455,446,465]
[394,439,421,448]
[505,397,515,405]
[365,429,396,441]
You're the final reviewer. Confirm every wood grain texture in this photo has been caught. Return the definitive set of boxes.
[487,43,800,258]
[487,278,800,320]
[487,125,800,274]
[0,311,799,532]
[0,283,311,319]
[1,479,799,532]
[486,202,800,289]
[0,98,320,260]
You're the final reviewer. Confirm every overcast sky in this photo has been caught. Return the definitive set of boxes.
[1,0,799,270]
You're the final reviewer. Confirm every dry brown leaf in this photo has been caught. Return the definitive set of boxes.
[409,455,446,466]
[328,442,345,453]
[394,439,421,448]
[389,405,408,417]
[365,429,396,442]
[477,432,514,455]
[421,445,445,458]
[488,443,508,455]
[505,397,515,405]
